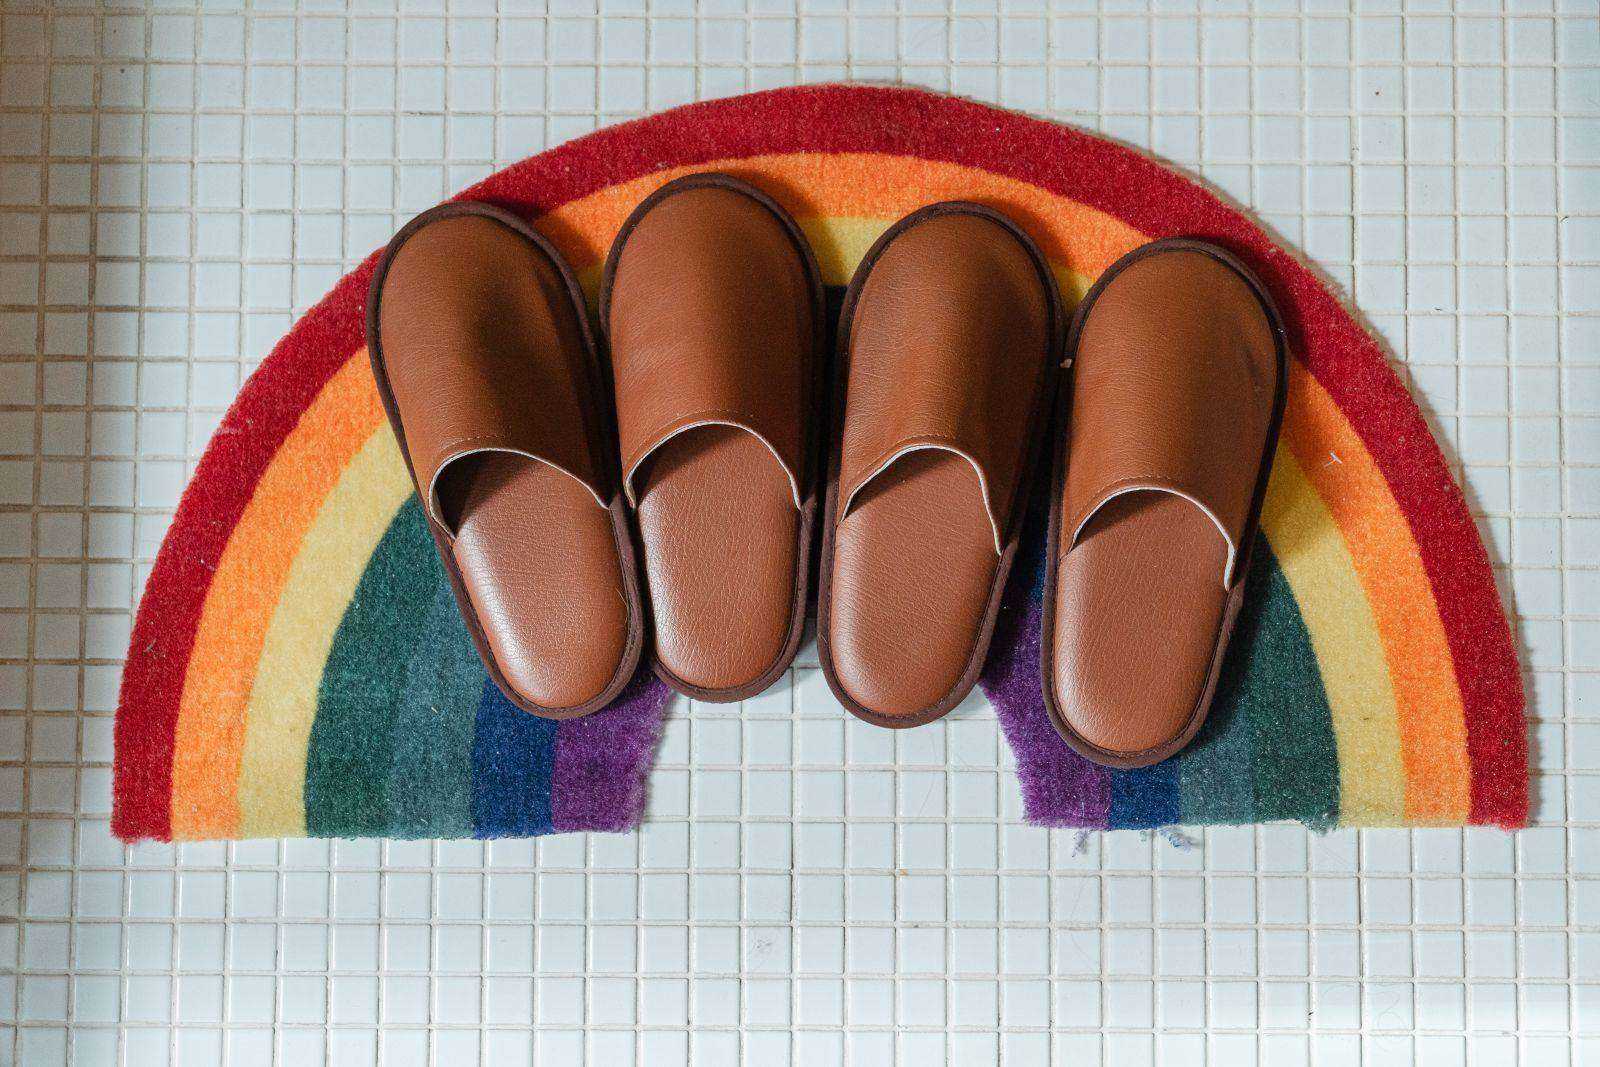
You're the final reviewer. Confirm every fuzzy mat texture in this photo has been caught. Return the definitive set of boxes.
[113,85,1527,842]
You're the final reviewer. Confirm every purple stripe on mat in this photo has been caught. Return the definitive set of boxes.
[550,671,674,833]
[982,590,1112,829]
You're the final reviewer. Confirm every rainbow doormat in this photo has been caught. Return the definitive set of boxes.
[113,85,1526,842]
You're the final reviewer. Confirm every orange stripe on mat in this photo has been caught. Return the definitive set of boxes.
[533,152,1145,282]
[1282,364,1472,824]
[169,352,386,840]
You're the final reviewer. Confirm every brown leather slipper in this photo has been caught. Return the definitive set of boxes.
[818,203,1063,728]
[599,174,825,703]
[1043,238,1288,768]
[366,201,645,719]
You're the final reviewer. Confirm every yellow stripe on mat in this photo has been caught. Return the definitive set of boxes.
[539,152,1145,282]
[1261,445,1407,826]
[170,354,385,840]
[1281,366,1472,824]
[799,216,884,287]
[235,428,413,838]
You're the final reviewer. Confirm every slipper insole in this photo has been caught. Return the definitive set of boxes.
[635,424,798,692]
[1052,490,1229,755]
[829,450,996,718]
[441,453,630,710]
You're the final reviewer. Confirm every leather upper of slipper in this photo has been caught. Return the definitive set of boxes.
[1048,246,1282,764]
[375,210,637,715]
[824,208,1056,723]
[605,180,818,698]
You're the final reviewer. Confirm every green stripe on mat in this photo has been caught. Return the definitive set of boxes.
[1249,541,1340,826]
[1175,550,1260,824]
[1179,539,1340,827]
[304,499,438,837]
[383,545,485,838]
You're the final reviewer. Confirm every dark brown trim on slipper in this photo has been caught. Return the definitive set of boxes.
[818,201,1065,729]
[1041,236,1290,768]
[366,199,646,720]
[597,172,827,704]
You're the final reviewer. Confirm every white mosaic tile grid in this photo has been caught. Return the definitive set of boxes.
[0,1,1596,1064]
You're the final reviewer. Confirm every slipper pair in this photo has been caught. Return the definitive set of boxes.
[368,176,1285,770]
[820,212,1287,771]
[367,174,819,717]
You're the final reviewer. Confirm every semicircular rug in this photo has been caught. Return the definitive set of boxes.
[112,85,1526,842]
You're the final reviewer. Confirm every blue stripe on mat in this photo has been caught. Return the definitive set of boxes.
[469,677,558,837]
[1108,758,1181,829]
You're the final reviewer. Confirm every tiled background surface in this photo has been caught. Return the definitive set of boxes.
[0,1,1596,1064]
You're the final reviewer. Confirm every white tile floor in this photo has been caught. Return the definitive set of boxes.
[0,1,1596,1064]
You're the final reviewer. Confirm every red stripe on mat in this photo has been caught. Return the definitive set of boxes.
[112,285,371,840]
